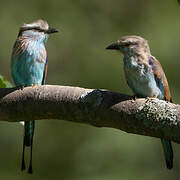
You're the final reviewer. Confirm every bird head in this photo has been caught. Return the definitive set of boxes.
[18,19,58,43]
[106,35,150,56]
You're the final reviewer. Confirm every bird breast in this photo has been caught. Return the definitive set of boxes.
[123,56,163,99]
[13,38,47,63]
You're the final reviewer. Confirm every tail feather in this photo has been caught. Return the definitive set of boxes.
[28,143,33,174]
[161,139,173,169]
[21,121,35,174]
[24,121,35,146]
[21,137,26,171]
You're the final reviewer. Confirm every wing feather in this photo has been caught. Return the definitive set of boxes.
[149,56,172,102]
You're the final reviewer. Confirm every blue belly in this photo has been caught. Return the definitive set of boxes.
[11,54,45,86]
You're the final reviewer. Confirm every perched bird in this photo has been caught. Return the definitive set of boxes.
[106,35,173,169]
[11,20,58,173]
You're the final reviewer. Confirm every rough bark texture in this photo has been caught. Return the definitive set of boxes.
[0,85,180,143]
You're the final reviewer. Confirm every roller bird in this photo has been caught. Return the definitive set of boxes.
[11,19,58,173]
[106,35,173,169]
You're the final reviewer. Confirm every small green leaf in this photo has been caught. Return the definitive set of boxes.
[0,75,12,88]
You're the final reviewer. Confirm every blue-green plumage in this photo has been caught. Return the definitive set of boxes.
[11,20,58,173]
[24,121,35,147]
[11,54,46,86]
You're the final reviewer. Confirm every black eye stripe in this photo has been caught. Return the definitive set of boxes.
[20,27,45,32]
[18,27,48,37]
[33,27,45,32]
[123,43,131,46]
[123,42,137,46]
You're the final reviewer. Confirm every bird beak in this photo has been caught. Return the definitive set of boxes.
[106,42,120,50]
[46,27,59,34]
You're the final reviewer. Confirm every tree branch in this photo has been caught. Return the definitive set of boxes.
[0,85,180,143]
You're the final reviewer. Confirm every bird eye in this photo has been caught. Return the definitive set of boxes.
[123,42,137,47]
[34,27,44,32]
[123,43,131,47]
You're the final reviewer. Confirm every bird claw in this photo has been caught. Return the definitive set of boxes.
[31,84,39,88]
[145,97,153,103]
[17,85,24,90]
[132,95,137,101]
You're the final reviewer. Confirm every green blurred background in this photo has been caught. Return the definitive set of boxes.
[0,0,180,179]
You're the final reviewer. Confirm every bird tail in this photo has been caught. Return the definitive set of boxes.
[21,120,35,174]
[161,138,173,169]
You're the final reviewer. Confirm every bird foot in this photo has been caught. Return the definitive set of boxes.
[145,97,153,103]
[132,95,137,101]
[31,84,39,88]
[17,85,24,90]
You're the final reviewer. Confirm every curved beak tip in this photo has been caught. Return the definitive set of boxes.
[106,45,112,50]
[106,43,119,50]
[47,28,59,34]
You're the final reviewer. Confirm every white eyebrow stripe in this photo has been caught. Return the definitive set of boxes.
[24,23,39,28]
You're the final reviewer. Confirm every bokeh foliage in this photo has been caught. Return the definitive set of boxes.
[0,75,12,88]
[0,0,180,179]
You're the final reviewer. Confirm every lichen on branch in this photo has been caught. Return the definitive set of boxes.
[0,85,180,143]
